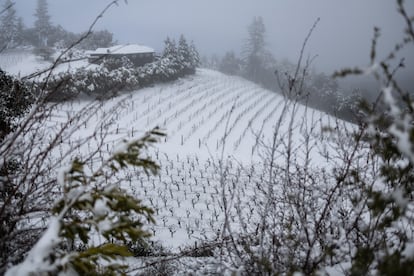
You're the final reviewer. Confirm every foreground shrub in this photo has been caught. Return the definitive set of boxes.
[6,129,164,275]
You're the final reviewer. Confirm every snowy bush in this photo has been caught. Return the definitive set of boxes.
[0,70,34,273]
[212,3,414,274]
[5,129,164,275]
[326,1,414,273]
[102,56,134,71]
[136,35,199,84]
[43,65,140,100]
[1,83,157,273]
[42,35,200,101]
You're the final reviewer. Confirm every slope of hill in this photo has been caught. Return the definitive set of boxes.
[41,67,351,251]
[2,48,354,255]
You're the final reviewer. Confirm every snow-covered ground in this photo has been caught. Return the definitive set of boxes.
[0,48,96,78]
[0,49,47,77]
[47,69,348,251]
[1,49,351,251]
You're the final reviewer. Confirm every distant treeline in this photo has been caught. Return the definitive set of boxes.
[0,0,114,53]
[202,16,363,123]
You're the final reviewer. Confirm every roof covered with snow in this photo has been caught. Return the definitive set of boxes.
[91,44,155,55]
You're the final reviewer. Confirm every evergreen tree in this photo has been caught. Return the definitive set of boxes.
[219,51,242,75]
[242,16,268,83]
[162,37,177,58]
[34,0,52,47]
[14,17,25,46]
[188,40,200,72]
[0,0,18,49]
[162,37,179,76]
[78,29,114,50]
[208,54,220,70]
[177,34,191,73]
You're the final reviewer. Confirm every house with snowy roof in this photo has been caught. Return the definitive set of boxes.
[88,44,155,67]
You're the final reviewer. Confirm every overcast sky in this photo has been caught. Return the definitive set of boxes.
[12,0,414,73]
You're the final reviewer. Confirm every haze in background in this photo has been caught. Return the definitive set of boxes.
[12,0,413,75]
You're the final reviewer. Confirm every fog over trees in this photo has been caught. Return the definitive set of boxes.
[1,0,414,275]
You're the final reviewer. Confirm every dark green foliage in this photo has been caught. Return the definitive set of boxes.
[377,251,414,276]
[0,69,34,273]
[55,130,164,275]
[0,69,32,140]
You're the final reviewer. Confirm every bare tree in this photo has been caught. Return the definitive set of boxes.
[212,6,414,273]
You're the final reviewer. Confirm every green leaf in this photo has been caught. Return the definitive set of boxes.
[78,243,133,259]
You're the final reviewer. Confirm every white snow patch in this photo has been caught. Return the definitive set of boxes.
[383,86,399,116]
[98,218,113,233]
[364,63,379,75]
[87,83,95,91]
[94,198,110,217]
[6,218,62,276]
[57,165,71,186]
[113,139,129,154]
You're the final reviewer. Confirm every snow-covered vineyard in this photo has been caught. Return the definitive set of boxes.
[2,0,414,274]
[2,43,413,275]
[42,66,346,250]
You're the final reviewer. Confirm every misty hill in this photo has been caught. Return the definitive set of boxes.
[2,0,413,273]
[38,67,349,250]
[50,68,343,163]
[0,49,342,166]
[0,46,353,261]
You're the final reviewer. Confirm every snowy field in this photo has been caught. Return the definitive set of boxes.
[1,50,351,251]
[0,48,96,77]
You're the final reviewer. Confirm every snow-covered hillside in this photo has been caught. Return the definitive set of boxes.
[1,50,350,250]
[59,69,338,162]
[44,67,349,250]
